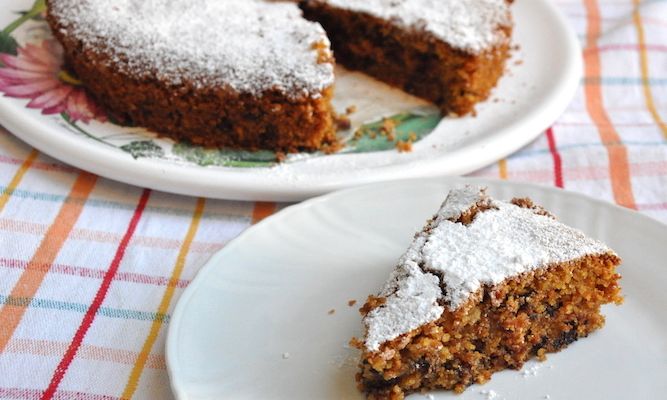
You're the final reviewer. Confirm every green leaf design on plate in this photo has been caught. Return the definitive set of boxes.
[0,32,18,56]
[172,142,277,168]
[346,110,442,153]
[121,140,165,159]
[1,0,47,57]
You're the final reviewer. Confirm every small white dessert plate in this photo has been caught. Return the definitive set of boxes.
[167,177,667,399]
[0,0,581,201]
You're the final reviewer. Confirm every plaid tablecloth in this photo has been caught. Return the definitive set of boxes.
[1,1,666,399]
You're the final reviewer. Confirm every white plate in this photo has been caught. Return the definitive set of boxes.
[0,0,581,201]
[166,178,667,400]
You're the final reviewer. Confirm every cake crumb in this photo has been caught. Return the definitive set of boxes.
[328,308,336,315]
[396,140,413,153]
[537,347,547,360]
[381,118,397,134]
[282,352,290,359]
[334,113,352,131]
[346,105,357,114]
[348,299,357,307]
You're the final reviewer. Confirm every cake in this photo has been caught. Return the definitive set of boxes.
[46,0,515,152]
[300,0,514,116]
[354,186,622,399]
[46,0,338,153]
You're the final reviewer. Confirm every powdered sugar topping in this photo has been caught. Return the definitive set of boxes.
[364,262,444,352]
[49,0,334,98]
[363,185,615,351]
[321,0,512,53]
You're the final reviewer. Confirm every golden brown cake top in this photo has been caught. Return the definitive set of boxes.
[48,0,335,98]
[363,185,615,352]
[312,0,512,53]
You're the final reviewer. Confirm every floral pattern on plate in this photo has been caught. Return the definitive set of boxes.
[0,0,442,168]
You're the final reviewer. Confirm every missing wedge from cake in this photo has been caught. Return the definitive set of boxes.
[352,185,622,399]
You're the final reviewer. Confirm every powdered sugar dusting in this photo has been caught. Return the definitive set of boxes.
[320,0,512,53]
[363,185,615,351]
[435,184,488,222]
[364,261,443,352]
[49,0,334,98]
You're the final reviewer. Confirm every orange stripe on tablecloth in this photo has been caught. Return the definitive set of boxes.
[6,338,166,370]
[251,201,276,224]
[632,0,667,139]
[121,198,206,400]
[498,159,508,180]
[0,258,191,289]
[0,172,97,353]
[583,0,637,209]
[0,149,38,213]
[0,218,221,254]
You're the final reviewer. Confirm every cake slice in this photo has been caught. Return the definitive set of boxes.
[300,0,514,116]
[354,186,622,399]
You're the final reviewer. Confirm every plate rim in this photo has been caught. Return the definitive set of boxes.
[0,0,582,202]
[165,176,667,399]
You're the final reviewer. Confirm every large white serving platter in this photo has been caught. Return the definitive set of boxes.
[0,0,581,201]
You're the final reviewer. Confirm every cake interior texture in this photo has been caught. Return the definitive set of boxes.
[354,188,622,400]
[300,0,514,116]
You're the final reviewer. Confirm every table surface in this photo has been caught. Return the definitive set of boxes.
[1,1,666,399]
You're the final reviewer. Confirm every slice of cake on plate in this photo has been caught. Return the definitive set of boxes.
[353,185,622,399]
[300,0,514,116]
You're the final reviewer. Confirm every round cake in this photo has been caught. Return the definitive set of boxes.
[46,0,337,152]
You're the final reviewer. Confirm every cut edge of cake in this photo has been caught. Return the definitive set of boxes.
[300,0,515,116]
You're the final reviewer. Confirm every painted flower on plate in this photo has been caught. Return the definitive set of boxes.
[0,40,106,123]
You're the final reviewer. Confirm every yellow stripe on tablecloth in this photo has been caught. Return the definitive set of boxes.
[498,159,508,180]
[632,0,667,139]
[0,149,38,213]
[6,338,166,370]
[121,197,206,399]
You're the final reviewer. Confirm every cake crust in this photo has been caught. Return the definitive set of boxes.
[354,186,623,399]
